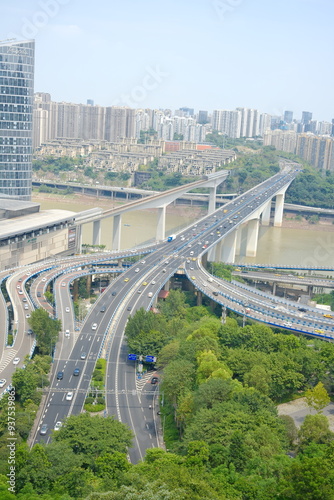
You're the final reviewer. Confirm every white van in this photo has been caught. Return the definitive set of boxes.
[148,292,153,298]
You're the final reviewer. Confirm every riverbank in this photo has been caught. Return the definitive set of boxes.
[32,190,334,231]
[282,215,334,232]
[31,190,206,218]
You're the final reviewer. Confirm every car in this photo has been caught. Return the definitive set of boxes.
[40,424,48,435]
[191,276,196,280]
[162,269,166,273]
[190,267,194,270]
[202,245,207,249]
[73,368,80,376]
[148,292,153,298]
[314,329,325,334]
[25,313,30,318]
[16,285,20,289]
[65,329,70,337]
[61,282,66,287]
[22,297,27,302]
[151,377,159,384]
[27,329,33,335]
[141,260,146,264]
[54,421,62,431]
[92,323,97,330]
[100,306,106,313]
[18,278,22,282]
[124,278,129,282]
[80,352,87,360]
[26,271,31,276]
[298,307,307,312]
[66,392,73,401]
[37,291,41,297]
[323,314,333,319]
[135,268,139,273]
[207,277,213,283]
[57,371,64,380]
[142,282,148,286]
[127,306,132,311]
[112,291,117,296]
[137,289,142,294]
[212,291,219,296]
[283,321,292,328]
[65,307,70,313]
[42,277,46,282]
[0,379,6,388]
[24,304,29,310]
[18,290,23,295]
[151,280,156,285]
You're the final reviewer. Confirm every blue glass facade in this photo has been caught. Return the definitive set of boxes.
[0,39,35,200]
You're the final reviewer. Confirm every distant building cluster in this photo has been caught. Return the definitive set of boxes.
[34,137,236,177]
[264,130,334,171]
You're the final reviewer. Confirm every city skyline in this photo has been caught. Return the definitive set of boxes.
[1,0,333,121]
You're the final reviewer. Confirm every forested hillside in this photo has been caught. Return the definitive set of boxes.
[2,291,334,499]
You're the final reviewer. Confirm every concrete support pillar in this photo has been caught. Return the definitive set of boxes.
[274,194,284,227]
[117,259,123,267]
[208,186,217,214]
[246,219,259,257]
[86,274,92,293]
[112,214,122,251]
[273,282,277,295]
[156,205,166,241]
[235,226,242,256]
[76,225,83,254]
[222,230,237,264]
[215,240,223,261]
[163,279,170,291]
[262,200,272,226]
[93,220,101,246]
[197,290,202,306]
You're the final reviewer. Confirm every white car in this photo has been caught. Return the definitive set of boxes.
[54,421,62,431]
[151,280,156,285]
[25,314,30,318]
[42,277,46,282]
[61,282,66,287]
[13,357,20,365]
[0,379,6,388]
[65,330,70,338]
[135,268,139,273]
[18,290,23,295]
[66,392,73,401]
[16,285,21,289]
[92,323,97,330]
[141,260,146,264]
[65,307,70,313]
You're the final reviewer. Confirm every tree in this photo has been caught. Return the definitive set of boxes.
[53,413,132,467]
[305,382,330,413]
[28,309,61,356]
[298,414,334,449]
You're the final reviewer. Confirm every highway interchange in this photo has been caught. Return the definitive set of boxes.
[1,165,334,462]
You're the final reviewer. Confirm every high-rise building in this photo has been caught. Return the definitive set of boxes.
[284,110,293,123]
[0,39,35,200]
[198,110,208,124]
[301,111,312,124]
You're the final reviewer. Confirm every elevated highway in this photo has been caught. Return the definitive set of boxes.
[3,162,334,463]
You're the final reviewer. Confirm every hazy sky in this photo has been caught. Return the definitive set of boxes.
[2,0,333,121]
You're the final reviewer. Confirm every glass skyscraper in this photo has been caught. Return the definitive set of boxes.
[0,39,35,200]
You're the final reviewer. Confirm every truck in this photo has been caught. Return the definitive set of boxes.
[167,234,176,242]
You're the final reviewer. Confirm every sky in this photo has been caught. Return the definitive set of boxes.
[1,0,333,121]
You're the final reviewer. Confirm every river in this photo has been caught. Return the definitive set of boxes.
[34,195,334,268]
